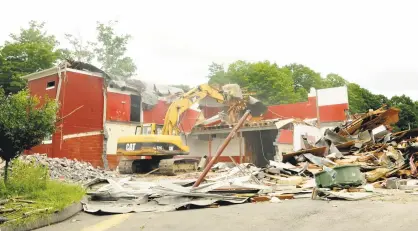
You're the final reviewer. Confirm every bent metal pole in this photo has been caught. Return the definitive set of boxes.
[192,110,251,188]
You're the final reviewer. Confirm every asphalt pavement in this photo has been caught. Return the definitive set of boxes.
[37,199,417,231]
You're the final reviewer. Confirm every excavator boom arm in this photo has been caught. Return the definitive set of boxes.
[161,84,224,135]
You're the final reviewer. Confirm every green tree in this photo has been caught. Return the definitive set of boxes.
[208,60,304,104]
[0,21,64,94]
[94,21,137,79]
[323,73,348,88]
[389,95,418,131]
[285,63,323,93]
[170,84,191,92]
[208,62,228,85]
[347,83,389,114]
[0,89,58,181]
[245,62,303,104]
[347,83,364,113]
[64,33,96,63]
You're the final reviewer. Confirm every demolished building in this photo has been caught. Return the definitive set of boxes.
[22,61,351,170]
[182,86,350,167]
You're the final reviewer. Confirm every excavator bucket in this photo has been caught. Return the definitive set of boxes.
[246,96,267,117]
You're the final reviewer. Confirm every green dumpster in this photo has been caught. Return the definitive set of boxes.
[314,164,365,188]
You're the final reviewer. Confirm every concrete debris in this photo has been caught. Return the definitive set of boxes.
[16,154,115,184]
[270,197,281,203]
[313,188,375,201]
[270,106,418,200]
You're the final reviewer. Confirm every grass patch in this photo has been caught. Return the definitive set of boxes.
[0,159,85,228]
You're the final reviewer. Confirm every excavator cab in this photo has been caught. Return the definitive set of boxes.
[135,123,163,135]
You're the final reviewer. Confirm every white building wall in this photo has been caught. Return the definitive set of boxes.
[317,86,348,106]
[182,135,244,157]
[293,124,322,151]
[276,143,294,161]
[105,121,140,155]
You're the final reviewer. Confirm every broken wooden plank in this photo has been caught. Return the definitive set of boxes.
[282,147,327,161]
[15,199,36,204]
[23,207,52,217]
[0,208,16,214]
[0,200,9,205]
[250,196,271,202]
[278,194,294,200]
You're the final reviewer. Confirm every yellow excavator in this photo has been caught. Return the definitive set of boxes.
[116,83,266,175]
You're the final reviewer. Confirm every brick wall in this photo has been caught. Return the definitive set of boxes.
[25,144,53,155]
[59,134,104,167]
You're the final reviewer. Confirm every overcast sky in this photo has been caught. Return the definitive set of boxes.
[1,0,418,99]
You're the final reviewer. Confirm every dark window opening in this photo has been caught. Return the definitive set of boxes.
[130,95,141,122]
[46,81,55,89]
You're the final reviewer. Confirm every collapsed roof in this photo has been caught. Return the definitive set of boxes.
[67,60,183,108]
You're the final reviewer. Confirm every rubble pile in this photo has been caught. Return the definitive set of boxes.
[82,105,418,214]
[17,154,115,184]
[267,105,418,200]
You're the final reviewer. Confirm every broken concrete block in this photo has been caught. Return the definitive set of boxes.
[270,197,281,203]
[385,178,407,189]
[399,180,418,190]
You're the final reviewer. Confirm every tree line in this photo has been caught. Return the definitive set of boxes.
[0,21,417,132]
[206,61,417,131]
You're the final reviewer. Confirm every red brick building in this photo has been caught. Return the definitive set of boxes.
[23,63,203,169]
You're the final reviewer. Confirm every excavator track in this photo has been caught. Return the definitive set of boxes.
[118,159,152,174]
[118,159,135,174]
[118,157,199,175]
[158,158,199,176]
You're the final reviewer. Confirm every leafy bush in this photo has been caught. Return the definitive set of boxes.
[0,89,58,180]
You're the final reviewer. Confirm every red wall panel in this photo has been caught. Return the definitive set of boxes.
[277,129,293,144]
[319,103,349,122]
[58,72,104,135]
[263,97,317,120]
[263,97,347,123]
[178,109,201,133]
[143,100,169,124]
[106,92,131,122]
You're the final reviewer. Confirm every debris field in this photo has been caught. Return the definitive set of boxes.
[78,105,418,214]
